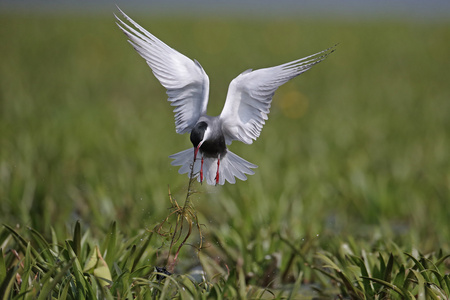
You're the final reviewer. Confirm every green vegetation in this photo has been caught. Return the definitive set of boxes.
[1,12,449,298]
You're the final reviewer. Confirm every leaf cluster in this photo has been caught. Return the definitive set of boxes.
[313,241,450,299]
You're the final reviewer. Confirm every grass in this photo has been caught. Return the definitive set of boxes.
[0,11,449,298]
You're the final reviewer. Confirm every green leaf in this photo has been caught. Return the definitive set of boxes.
[427,269,444,288]
[287,270,303,299]
[361,276,413,300]
[59,280,71,299]
[411,269,426,300]
[93,275,115,300]
[92,246,112,287]
[378,252,386,278]
[65,240,87,299]
[3,224,30,252]
[443,275,450,295]
[315,252,341,271]
[83,246,99,273]
[83,244,112,287]
[356,255,374,296]
[435,254,450,268]
[19,243,34,295]
[312,265,340,282]
[73,220,81,257]
[377,253,395,300]
[117,244,136,274]
[110,264,131,297]
[102,221,117,267]
[0,264,19,300]
[28,227,56,265]
[127,244,138,273]
[84,274,99,299]
[403,266,416,291]
[405,253,429,281]
[0,248,6,284]
[405,253,421,267]
[384,253,394,282]
[36,258,74,300]
[131,232,153,272]
[393,264,406,290]
[50,226,59,254]
[336,270,364,299]
[424,285,440,300]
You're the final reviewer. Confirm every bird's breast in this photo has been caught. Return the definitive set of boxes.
[200,136,227,158]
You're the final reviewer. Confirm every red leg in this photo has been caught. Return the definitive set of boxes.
[215,157,220,185]
[200,156,204,183]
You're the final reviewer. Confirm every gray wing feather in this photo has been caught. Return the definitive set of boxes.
[115,8,210,134]
[220,45,336,144]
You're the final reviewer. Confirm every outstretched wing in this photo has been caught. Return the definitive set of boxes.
[220,45,336,144]
[115,8,210,134]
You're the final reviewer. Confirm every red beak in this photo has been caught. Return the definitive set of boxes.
[194,142,203,161]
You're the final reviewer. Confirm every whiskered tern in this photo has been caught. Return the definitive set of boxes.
[115,8,335,185]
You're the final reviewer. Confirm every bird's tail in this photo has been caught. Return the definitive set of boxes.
[169,148,257,185]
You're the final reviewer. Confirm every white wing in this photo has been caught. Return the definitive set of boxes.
[115,8,210,134]
[220,46,336,144]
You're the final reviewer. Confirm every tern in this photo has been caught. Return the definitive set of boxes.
[115,8,335,185]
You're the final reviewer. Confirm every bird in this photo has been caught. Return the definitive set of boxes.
[115,8,335,185]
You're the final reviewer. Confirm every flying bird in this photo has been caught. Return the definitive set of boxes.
[115,8,335,185]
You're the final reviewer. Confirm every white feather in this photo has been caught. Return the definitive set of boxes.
[169,149,257,185]
[115,8,210,134]
[220,46,336,145]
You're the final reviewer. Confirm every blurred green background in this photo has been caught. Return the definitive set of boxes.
[0,5,449,266]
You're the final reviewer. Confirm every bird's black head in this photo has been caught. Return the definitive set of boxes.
[190,121,208,148]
